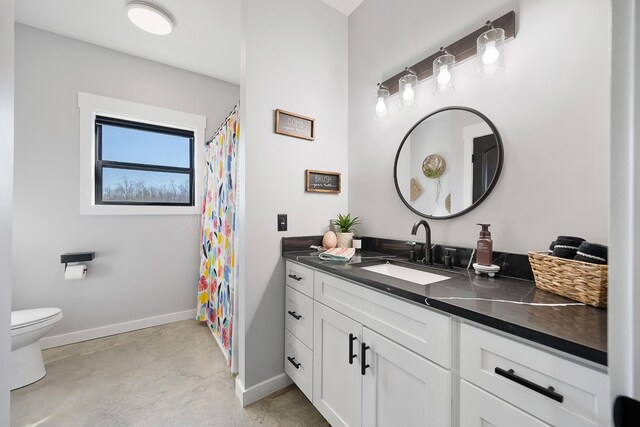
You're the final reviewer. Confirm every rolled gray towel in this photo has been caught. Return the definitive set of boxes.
[551,235,585,259]
[574,242,608,265]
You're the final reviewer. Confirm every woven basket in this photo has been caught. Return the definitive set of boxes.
[527,251,608,308]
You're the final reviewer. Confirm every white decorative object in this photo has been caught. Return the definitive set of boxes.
[322,231,337,249]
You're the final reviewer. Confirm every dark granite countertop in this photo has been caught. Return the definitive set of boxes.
[283,249,607,366]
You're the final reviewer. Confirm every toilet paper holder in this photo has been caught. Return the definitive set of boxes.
[60,252,95,272]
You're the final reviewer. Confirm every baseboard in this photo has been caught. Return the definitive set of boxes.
[235,373,293,407]
[39,309,197,349]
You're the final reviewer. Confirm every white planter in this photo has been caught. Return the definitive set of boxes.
[336,232,354,248]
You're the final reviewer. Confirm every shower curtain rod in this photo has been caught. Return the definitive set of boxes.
[206,104,239,146]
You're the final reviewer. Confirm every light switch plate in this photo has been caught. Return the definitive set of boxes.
[278,214,287,231]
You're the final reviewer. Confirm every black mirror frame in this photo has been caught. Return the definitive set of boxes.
[393,106,504,220]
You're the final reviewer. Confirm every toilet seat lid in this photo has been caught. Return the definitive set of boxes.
[11,308,62,329]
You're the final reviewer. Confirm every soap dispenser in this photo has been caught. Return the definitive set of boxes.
[476,224,493,266]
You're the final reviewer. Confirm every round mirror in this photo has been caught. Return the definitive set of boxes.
[394,107,503,219]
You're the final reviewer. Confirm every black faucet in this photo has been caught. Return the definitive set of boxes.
[411,219,432,265]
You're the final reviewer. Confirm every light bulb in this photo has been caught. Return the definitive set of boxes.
[402,84,414,104]
[482,41,499,65]
[375,97,387,117]
[437,64,451,85]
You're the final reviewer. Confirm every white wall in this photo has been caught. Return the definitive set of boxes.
[239,0,348,391]
[0,0,14,423]
[348,0,611,253]
[12,25,239,337]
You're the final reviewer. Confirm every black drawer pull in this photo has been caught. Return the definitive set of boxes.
[348,333,357,364]
[288,274,302,281]
[287,310,302,320]
[361,342,370,375]
[495,367,564,403]
[287,356,301,369]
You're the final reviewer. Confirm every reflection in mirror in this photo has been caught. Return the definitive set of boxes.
[394,107,503,219]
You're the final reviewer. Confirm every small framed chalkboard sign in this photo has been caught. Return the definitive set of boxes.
[305,170,341,193]
[275,109,315,141]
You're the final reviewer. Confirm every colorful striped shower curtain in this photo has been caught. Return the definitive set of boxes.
[197,106,239,373]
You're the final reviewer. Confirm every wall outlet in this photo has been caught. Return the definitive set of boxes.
[277,214,287,231]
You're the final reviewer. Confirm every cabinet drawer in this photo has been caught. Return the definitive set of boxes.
[460,323,608,427]
[314,271,451,368]
[284,329,313,401]
[285,286,313,349]
[286,261,314,297]
[460,380,551,427]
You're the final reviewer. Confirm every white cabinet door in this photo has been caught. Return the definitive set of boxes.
[313,302,362,427]
[362,327,451,427]
[460,380,551,427]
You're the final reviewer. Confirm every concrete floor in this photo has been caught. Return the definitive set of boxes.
[11,320,329,427]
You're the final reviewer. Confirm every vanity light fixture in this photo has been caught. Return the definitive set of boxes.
[399,68,418,107]
[433,47,455,95]
[127,1,174,35]
[375,83,390,118]
[376,11,515,100]
[477,20,505,77]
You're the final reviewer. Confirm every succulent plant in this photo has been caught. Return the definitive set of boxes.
[331,213,361,233]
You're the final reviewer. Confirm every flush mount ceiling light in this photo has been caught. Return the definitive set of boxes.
[127,1,174,35]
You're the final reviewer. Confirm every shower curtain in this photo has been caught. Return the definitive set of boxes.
[197,105,239,373]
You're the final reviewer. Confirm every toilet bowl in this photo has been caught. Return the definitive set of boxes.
[10,307,63,390]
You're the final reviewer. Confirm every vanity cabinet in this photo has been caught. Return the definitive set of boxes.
[285,260,452,427]
[284,262,315,401]
[459,323,609,427]
[283,259,609,427]
[313,301,451,427]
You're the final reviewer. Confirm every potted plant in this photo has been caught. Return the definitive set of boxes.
[331,213,361,248]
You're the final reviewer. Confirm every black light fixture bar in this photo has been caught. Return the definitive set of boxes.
[381,10,516,96]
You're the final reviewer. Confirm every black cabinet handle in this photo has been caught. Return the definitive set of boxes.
[287,356,301,369]
[495,367,564,403]
[361,342,370,375]
[287,310,302,320]
[288,274,302,281]
[348,333,357,364]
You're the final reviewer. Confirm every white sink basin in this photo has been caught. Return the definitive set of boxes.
[360,263,450,285]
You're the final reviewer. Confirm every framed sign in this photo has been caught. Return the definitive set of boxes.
[305,170,341,193]
[275,109,315,141]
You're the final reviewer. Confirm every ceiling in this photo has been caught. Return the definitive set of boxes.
[15,0,364,85]
[15,0,241,84]
[320,0,366,16]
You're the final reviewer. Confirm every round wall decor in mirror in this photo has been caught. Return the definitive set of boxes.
[394,106,503,219]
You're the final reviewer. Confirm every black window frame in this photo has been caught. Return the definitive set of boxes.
[95,115,195,207]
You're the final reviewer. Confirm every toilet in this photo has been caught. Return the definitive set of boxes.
[10,308,63,390]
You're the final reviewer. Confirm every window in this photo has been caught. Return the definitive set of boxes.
[78,92,206,215]
[95,116,195,206]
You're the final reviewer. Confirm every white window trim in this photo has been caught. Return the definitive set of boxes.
[78,92,206,215]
